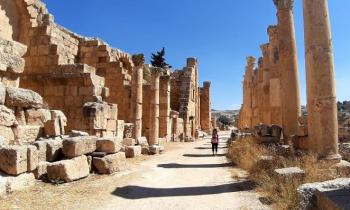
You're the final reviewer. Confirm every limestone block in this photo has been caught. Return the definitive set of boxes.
[92,152,127,174]
[298,178,350,210]
[116,120,124,142]
[33,141,47,162]
[96,138,121,154]
[44,120,63,136]
[0,105,17,127]
[125,146,142,158]
[315,187,350,210]
[16,125,42,143]
[108,104,118,120]
[260,125,271,137]
[0,174,6,196]
[5,87,43,108]
[83,102,108,130]
[46,139,63,162]
[122,138,136,146]
[0,84,5,105]
[137,136,148,146]
[47,155,89,183]
[0,125,14,144]
[14,107,26,125]
[62,136,97,158]
[25,108,51,126]
[27,145,39,171]
[141,146,150,155]
[274,167,305,182]
[6,173,35,193]
[69,130,89,137]
[0,146,27,175]
[149,145,161,155]
[123,123,134,138]
[106,119,116,131]
[34,161,49,179]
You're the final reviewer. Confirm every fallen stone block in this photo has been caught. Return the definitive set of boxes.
[0,105,17,127]
[33,161,49,179]
[137,136,148,146]
[93,152,127,174]
[15,125,42,143]
[5,87,43,108]
[0,125,14,144]
[270,125,282,139]
[315,187,350,210]
[6,173,35,193]
[298,178,350,210]
[69,130,89,137]
[274,167,305,182]
[96,138,121,154]
[122,138,136,146]
[25,108,51,126]
[0,145,27,175]
[62,136,97,158]
[149,145,161,155]
[125,146,142,158]
[256,155,275,170]
[47,155,89,183]
[33,141,47,162]
[46,139,63,162]
[27,145,39,171]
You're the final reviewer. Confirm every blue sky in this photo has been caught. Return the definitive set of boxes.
[43,0,350,110]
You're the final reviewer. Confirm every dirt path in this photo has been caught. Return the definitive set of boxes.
[0,132,268,210]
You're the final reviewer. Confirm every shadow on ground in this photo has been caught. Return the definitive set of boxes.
[157,163,233,168]
[194,146,228,150]
[183,154,226,157]
[112,181,255,199]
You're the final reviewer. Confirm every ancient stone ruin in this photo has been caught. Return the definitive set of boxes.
[0,0,212,195]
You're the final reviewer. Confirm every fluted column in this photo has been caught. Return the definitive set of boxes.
[274,0,301,142]
[241,56,256,129]
[260,44,271,125]
[303,0,340,160]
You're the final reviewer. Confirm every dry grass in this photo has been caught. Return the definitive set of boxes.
[228,136,350,210]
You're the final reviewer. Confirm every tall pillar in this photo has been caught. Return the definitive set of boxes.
[131,54,144,140]
[267,25,283,127]
[200,81,212,134]
[159,75,171,141]
[257,58,264,124]
[274,0,301,141]
[260,44,271,125]
[241,56,256,129]
[149,68,162,145]
[303,0,340,160]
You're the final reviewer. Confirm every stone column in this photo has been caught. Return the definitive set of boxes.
[267,25,283,127]
[303,0,340,160]
[274,0,301,141]
[200,81,212,133]
[131,54,144,141]
[159,75,171,141]
[241,56,256,129]
[149,68,162,145]
[260,44,271,125]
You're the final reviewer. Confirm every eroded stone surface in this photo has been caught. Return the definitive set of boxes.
[92,152,127,174]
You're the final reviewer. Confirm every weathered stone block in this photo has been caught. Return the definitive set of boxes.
[0,146,27,175]
[274,167,305,182]
[46,139,63,162]
[122,138,136,146]
[6,173,35,193]
[125,146,142,158]
[92,152,127,174]
[123,123,134,138]
[0,84,5,105]
[34,161,49,179]
[149,145,161,155]
[27,145,39,171]
[106,119,116,131]
[116,120,124,142]
[5,87,43,108]
[47,155,89,183]
[108,104,118,120]
[298,178,350,210]
[25,108,51,126]
[0,125,14,144]
[270,125,282,139]
[137,136,148,146]
[0,105,17,127]
[16,125,42,143]
[62,136,97,158]
[33,141,47,162]
[69,130,89,137]
[96,138,121,154]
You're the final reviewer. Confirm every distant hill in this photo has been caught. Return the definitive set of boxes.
[211,109,239,123]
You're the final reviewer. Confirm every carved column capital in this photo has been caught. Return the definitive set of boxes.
[246,56,256,69]
[267,25,278,39]
[260,43,270,56]
[273,0,294,10]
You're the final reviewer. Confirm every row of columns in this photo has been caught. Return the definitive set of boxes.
[238,0,339,160]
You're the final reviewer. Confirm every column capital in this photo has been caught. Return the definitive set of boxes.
[260,43,270,56]
[150,67,165,77]
[267,25,278,39]
[132,54,145,67]
[246,56,256,69]
[273,0,294,10]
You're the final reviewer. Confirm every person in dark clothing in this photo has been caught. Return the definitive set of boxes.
[211,129,219,156]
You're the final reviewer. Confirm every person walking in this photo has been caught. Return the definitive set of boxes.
[211,129,219,156]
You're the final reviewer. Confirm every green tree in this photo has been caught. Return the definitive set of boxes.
[150,47,172,69]
[218,115,232,126]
